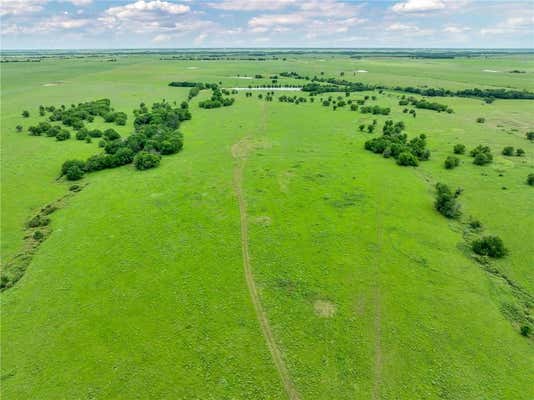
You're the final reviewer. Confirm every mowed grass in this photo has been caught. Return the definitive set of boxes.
[1,54,533,399]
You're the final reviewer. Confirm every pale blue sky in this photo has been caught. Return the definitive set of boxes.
[1,0,533,49]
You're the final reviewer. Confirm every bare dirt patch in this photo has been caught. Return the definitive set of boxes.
[314,300,336,318]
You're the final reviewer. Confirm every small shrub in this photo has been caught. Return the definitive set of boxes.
[66,165,85,181]
[33,231,44,241]
[515,148,525,156]
[468,218,483,230]
[434,183,461,219]
[520,325,531,337]
[502,146,514,156]
[27,215,50,228]
[61,159,85,176]
[16,125,23,132]
[56,129,71,141]
[527,173,534,186]
[397,152,419,167]
[134,151,161,171]
[69,184,81,192]
[472,235,507,258]
[453,144,466,154]
[444,156,460,169]
[22,110,30,118]
[76,129,88,140]
[526,131,534,141]
[476,117,485,123]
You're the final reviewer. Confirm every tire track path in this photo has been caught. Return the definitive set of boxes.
[231,105,300,400]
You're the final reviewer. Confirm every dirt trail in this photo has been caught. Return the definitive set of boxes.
[372,186,384,400]
[232,108,300,400]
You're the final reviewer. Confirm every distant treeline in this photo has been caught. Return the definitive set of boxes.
[1,58,42,63]
[294,74,534,100]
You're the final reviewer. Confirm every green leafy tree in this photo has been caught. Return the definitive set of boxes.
[472,235,507,258]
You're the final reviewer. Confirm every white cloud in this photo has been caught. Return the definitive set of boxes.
[249,13,306,28]
[443,25,471,33]
[152,33,171,42]
[2,15,91,34]
[66,0,93,6]
[0,0,47,16]
[208,0,297,11]
[104,0,190,20]
[100,1,193,33]
[386,23,433,36]
[481,15,534,35]
[392,0,445,13]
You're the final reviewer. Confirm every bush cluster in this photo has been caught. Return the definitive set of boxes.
[444,156,460,169]
[453,144,466,154]
[472,235,507,258]
[470,145,493,165]
[360,105,390,115]
[60,101,188,180]
[44,99,126,130]
[434,183,462,219]
[364,120,430,167]
[198,85,235,109]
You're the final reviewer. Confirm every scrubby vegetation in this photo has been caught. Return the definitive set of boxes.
[444,155,460,169]
[56,100,188,180]
[364,120,430,166]
[470,145,493,165]
[453,144,466,154]
[472,235,507,258]
[198,85,235,109]
[434,182,461,218]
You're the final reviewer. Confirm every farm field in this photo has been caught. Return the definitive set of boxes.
[1,52,533,399]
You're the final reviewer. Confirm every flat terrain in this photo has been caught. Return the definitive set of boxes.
[1,52,533,399]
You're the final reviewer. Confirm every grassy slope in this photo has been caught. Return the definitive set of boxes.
[1,55,533,399]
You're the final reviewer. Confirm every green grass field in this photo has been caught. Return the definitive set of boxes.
[1,53,533,399]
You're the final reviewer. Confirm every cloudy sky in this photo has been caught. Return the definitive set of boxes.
[1,0,533,49]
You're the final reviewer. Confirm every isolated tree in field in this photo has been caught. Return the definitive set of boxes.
[526,131,534,141]
[444,156,460,169]
[516,148,525,156]
[502,146,514,156]
[453,144,466,154]
[476,117,485,123]
[472,235,507,258]
[16,125,23,132]
[22,110,30,118]
[527,173,534,186]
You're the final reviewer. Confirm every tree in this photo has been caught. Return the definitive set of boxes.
[397,152,418,166]
[521,325,531,337]
[472,235,507,258]
[22,110,30,118]
[56,129,71,141]
[526,131,534,141]
[444,156,460,169]
[502,146,514,156]
[453,144,466,154]
[134,151,161,170]
[61,159,86,176]
[476,117,485,123]
[16,125,23,132]
[103,128,120,141]
[516,148,525,156]
[434,182,461,218]
[66,165,84,181]
[470,145,493,165]
[76,129,88,140]
[527,173,534,186]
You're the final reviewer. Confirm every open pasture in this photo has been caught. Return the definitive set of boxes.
[1,52,533,399]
